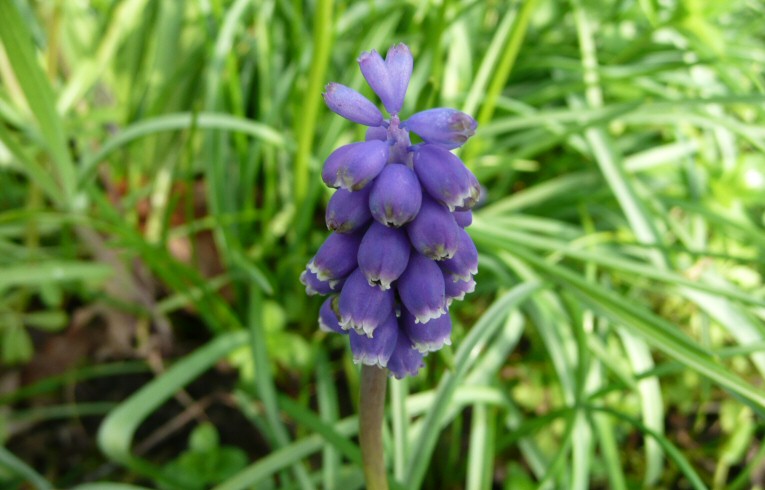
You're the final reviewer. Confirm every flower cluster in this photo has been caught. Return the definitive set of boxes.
[301,44,479,378]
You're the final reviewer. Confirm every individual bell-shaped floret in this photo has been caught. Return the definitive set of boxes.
[349,312,399,367]
[453,210,472,228]
[323,83,384,126]
[369,163,422,227]
[444,275,476,305]
[387,332,424,379]
[322,141,389,191]
[307,232,362,281]
[440,228,479,282]
[384,44,413,115]
[403,108,477,149]
[402,308,452,353]
[413,144,480,211]
[338,268,395,337]
[406,196,460,260]
[319,296,347,334]
[397,252,447,324]
[357,222,411,289]
[300,269,346,296]
[358,50,395,116]
[326,187,373,233]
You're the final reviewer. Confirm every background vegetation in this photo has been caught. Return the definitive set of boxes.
[1,0,764,488]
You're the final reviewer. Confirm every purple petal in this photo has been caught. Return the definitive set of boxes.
[358,50,396,115]
[357,222,411,289]
[387,332,425,379]
[323,83,384,126]
[413,144,480,211]
[384,44,413,115]
[366,125,388,142]
[402,108,476,149]
[300,268,346,296]
[326,187,373,233]
[440,228,478,282]
[406,196,460,260]
[453,210,473,228]
[319,296,347,334]
[322,141,389,191]
[349,312,399,367]
[369,163,422,227]
[338,268,395,337]
[397,252,447,324]
[307,232,362,281]
[402,308,452,353]
[444,275,475,305]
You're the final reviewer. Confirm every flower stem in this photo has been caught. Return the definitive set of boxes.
[359,365,389,490]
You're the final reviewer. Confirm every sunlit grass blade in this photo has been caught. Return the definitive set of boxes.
[0,1,76,204]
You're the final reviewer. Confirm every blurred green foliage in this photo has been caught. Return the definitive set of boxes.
[0,0,764,488]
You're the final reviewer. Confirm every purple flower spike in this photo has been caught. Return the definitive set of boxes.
[387,333,425,379]
[402,308,452,353]
[403,108,477,149]
[369,163,422,227]
[326,187,372,233]
[322,141,389,191]
[406,196,460,260]
[319,296,347,334]
[413,144,481,211]
[453,210,473,228]
[308,232,362,281]
[359,50,395,115]
[366,125,388,142]
[384,44,413,115]
[323,83,384,126]
[358,222,411,289]
[306,43,481,377]
[444,276,475,305]
[300,269,345,296]
[349,312,399,367]
[440,228,479,282]
[397,252,447,324]
[338,268,395,337]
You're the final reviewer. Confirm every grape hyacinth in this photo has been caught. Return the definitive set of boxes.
[301,43,480,379]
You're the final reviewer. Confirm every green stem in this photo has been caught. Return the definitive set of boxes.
[359,365,389,490]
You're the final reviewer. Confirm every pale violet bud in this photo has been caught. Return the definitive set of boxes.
[406,196,460,260]
[366,125,388,142]
[326,187,372,233]
[369,163,422,227]
[357,222,411,289]
[338,268,395,337]
[402,108,476,149]
[440,228,479,282]
[384,44,413,115]
[358,50,396,115]
[387,332,424,379]
[397,252,447,324]
[322,141,389,191]
[319,296,347,334]
[323,83,384,126]
[307,232,362,281]
[349,312,399,367]
[402,308,452,353]
[413,144,480,211]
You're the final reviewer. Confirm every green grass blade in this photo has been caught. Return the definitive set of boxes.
[0,446,54,490]
[0,1,76,204]
[404,281,543,489]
